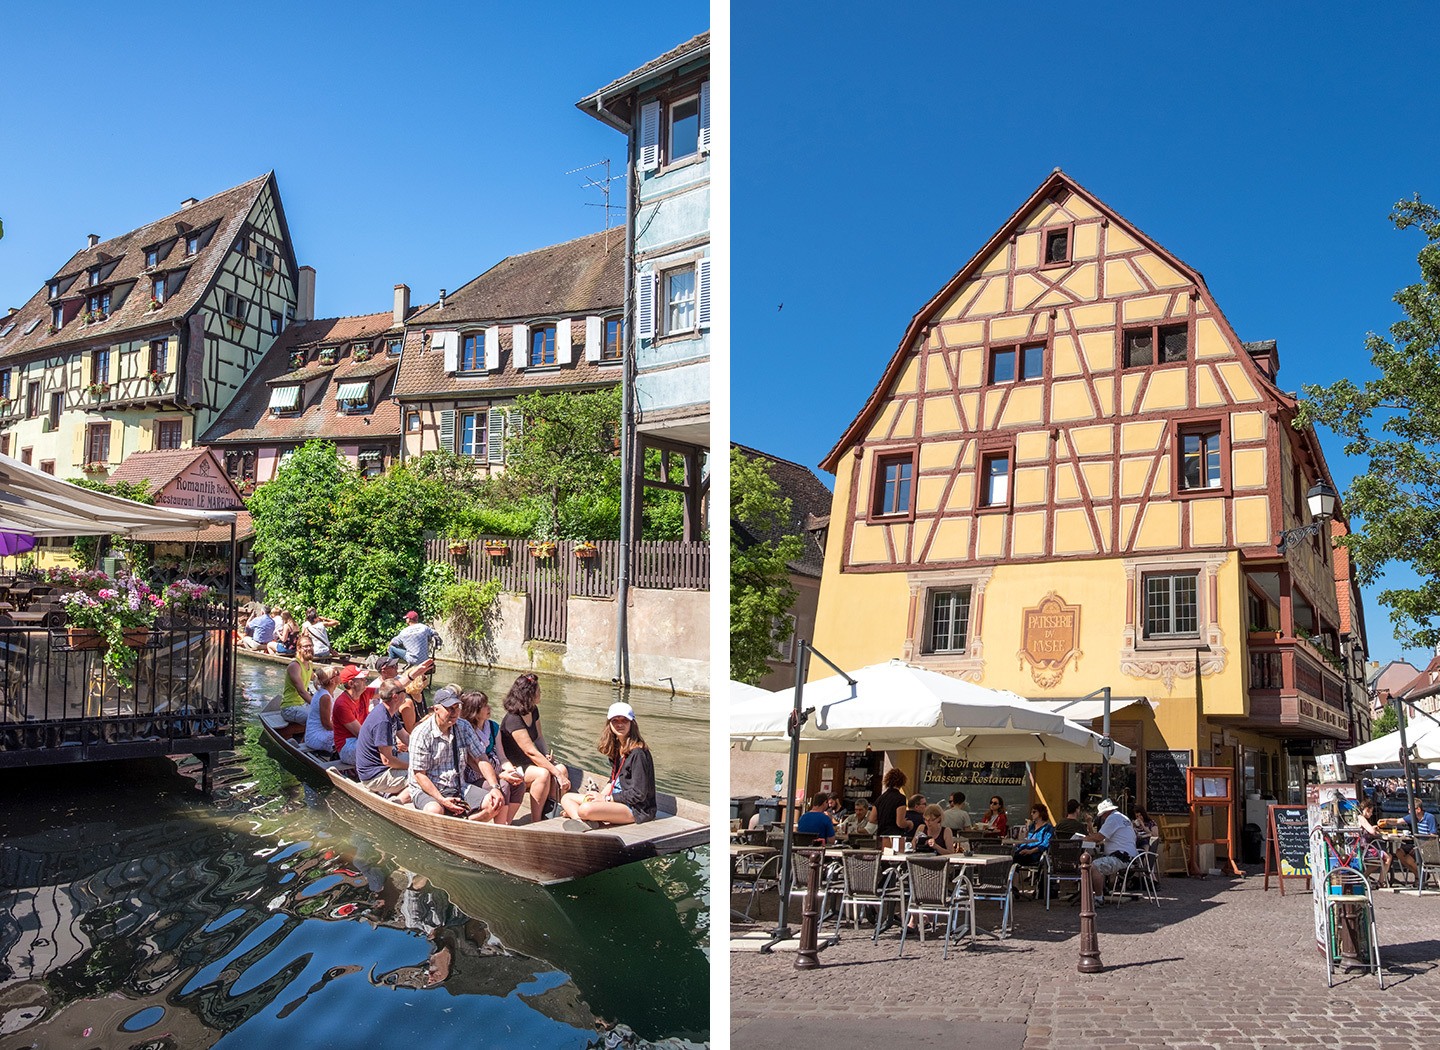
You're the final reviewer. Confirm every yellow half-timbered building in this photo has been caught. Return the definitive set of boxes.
[810,171,1369,848]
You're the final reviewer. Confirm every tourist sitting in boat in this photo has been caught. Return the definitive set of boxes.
[500,673,571,823]
[407,689,506,821]
[387,611,441,668]
[560,702,656,828]
[240,604,276,652]
[268,609,301,656]
[274,632,317,738]
[355,682,412,802]
[460,690,524,824]
[332,665,375,765]
[375,655,437,732]
[303,663,338,756]
[303,607,339,659]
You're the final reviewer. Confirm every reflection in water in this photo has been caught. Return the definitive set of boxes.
[0,663,709,1048]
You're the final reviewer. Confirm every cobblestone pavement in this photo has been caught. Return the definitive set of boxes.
[731,867,1440,1048]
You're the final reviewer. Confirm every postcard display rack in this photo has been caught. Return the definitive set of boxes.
[1187,766,1242,876]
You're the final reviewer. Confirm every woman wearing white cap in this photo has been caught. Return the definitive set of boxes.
[559,701,656,827]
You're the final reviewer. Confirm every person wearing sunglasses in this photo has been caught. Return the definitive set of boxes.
[560,702,656,828]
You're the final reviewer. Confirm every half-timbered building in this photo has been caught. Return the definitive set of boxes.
[0,174,301,478]
[202,297,409,488]
[809,171,1370,840]
[393,230,624,467]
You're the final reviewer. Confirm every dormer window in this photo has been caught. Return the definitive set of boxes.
[335,381,371,413]
[388,338,403,356]
[461,332,484,371]
[87,292,110,317]
[152,277,166,305]
[186,234,200,256]
[146,248,159,268]
[48,281,61,299]
[268,385,301,414]
[51,306,63,329]
[88,268,101,287]
[530,325,557,367]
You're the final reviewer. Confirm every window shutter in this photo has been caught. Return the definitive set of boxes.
[72,425,87,467]
[439,409,456,453]
[637,269,655,339]
[512,324,529,370]
[556,318,573,366]
[107,348,118,385]
[441,332,458,373]
[485,325,501,370]
[697,259,711,329]
[699,81,711,154]
[639,101,661,171]
[487,409,505,464]
[80,353,92,389]
[585,316,601,362]
[507,409,524,462]
[144,419,159,452]
[107,420,120,463]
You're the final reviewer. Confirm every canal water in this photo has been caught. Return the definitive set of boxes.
[0,660,711,1048]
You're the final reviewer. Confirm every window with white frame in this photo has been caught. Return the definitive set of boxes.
[638,82,709,170]
[664,269,696,334]
[459,410,486,459]
[926,588,973,654]
[668,94,701,161]
[1142,572,1200,639]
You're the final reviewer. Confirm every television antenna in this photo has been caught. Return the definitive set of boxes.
[566,159,625,252]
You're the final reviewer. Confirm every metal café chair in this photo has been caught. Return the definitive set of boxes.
[1416,835,1440,893]
[834,849,904,942]
[787,847,843,925]
[1115,841,1161,907]
[1323,864,1383,988]
[968,859,1018,938]
[898,856,974,960]
[731,851,782,923]
[1045,839,1085,910]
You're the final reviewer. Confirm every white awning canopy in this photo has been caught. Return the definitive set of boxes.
[1028,696,1155,723]
[0,453,236,537]
[268,385,301,411]
[335,381,370,402]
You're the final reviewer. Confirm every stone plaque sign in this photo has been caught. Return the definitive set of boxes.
[1018,591,1081,688]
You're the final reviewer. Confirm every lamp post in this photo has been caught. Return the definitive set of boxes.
[1275,481,1339,554]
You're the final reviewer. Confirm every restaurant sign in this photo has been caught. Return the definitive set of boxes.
[922,755,1026,786]
[154,454,245,511]
[1018,591,1081,688]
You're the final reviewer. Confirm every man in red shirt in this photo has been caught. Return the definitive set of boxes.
[332,665,374,764]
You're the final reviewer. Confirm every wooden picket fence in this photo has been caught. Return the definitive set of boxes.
[426,536,709,643]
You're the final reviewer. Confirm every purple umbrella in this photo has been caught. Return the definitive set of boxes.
[0,531,36,557]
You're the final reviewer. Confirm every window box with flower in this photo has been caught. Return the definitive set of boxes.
[352,346,372,363]
[149,297,163,311]
[86,381,111,400]
[574,541,599,559]
[527,540,556,559]
[318,348,337,366]
[81,461,108,474]
[59,578,165,687]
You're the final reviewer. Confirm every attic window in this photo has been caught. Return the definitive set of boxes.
[146,247,160,268]
[268,385,301,413]
[1044,228,1070,265]
[0,324,13,339]
[48,281,61,299]
[1123,323,1189,368]
[336,381,371,412]
[88,268,102,287]
[388,338,402,356]
[23,318,41,335]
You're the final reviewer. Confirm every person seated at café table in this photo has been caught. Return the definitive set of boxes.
[1012,803,1055,866]
[1132,806,1160,852]
[904,794,928,835]
[796,792,838,844]
[1053,798,1090,840]
[839,799,877,840]
[1356,797,1393,888]
[912,805,959,854]
[1394,802,1439,882]
[1083,799,1138,906]
[942,791,974,833]
[873,768,910,839]
[977,795,1009,836]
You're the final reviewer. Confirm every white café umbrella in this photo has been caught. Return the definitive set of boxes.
[730,659,1131,765]
[1345,712,1440,767]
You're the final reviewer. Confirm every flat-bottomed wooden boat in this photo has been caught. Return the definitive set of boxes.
[258,711,708,885]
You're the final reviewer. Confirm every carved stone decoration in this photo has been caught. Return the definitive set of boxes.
[1118,553,1229,693]
[1018,591,1082,689]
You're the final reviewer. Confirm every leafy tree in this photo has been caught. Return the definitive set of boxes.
[1373,705,1399,737]
[730,448,803,684]
[1300,196,1440,647]
[488,386,623,539]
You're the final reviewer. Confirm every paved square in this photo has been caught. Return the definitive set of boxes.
[732,870,1440,1048]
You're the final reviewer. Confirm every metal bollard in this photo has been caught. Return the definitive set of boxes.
[1077,850,1103,973]
[794,848,823,970]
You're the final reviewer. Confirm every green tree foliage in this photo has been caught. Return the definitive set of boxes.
[249,441,461,653]
[1372,705,1399,737]
[65,478,154,570]
[487,386,623,539]
[1300,197,1440,647]
[730,448,803,684]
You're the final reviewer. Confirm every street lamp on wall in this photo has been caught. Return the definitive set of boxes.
[1275,481,1339,554]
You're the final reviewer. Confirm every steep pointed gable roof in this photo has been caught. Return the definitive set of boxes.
[0,174,276,364]
[818,169,1283,474]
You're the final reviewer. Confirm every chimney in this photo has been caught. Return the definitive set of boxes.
[1245,340,1279,381]
[86,234,99,249]
[295,265,316,323]
[438,288,447,310]
[180,197,198,209]
[393,284,410,326]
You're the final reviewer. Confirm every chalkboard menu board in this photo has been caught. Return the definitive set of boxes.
[1144,750,1191,814]
[1270,806,1311,874]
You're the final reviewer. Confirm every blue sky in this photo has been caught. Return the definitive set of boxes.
[0,2,707,319]
[731,4,1440,669]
